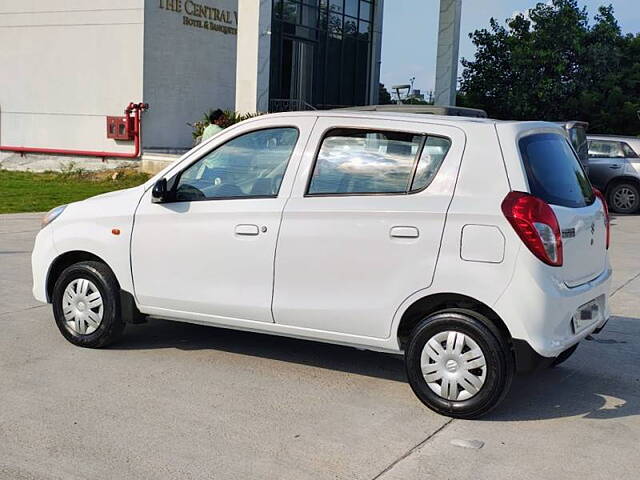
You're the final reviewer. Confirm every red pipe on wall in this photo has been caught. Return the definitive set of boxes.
[0,102,149,159]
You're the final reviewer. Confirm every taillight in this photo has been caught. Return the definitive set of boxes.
[501,192,563,266]
[593,188,610,249]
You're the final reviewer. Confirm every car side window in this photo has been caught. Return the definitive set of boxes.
[410,136,452,191]
[307,128,425,195]
[588,140,625,159]
[621,142,639,158]
[175,128,299,201]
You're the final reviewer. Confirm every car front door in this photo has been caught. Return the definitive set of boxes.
[131,118,315,324]
[272,118,465,339]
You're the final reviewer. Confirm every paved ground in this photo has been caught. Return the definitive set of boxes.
[1,212,638,480]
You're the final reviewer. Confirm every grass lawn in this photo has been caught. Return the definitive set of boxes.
[0,168,151,214]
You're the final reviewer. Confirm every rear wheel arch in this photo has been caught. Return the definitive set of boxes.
[604,176,640,213]
[404,309,515,418]
[396,293,512,352]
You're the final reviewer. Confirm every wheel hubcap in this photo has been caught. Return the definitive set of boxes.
[420,331,487,401]
[613,187,637,211]
[62,279,103,335]
[445,359,459,372]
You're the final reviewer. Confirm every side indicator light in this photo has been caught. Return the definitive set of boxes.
[112,228,121,236]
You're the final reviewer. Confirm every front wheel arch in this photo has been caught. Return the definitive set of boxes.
[52,260,125,348]
[46,251,145,324]
[46,251,109,302]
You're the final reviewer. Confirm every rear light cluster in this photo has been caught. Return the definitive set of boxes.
[501,192,563,266]
[592,188,610,249]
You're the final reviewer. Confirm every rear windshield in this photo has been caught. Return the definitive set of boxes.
[519,133,594,208]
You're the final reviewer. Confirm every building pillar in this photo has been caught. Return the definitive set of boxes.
[434,0,462,106]
[235,0,272,113]
[368,0,384,105]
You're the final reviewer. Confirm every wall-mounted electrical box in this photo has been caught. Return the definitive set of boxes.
[106,116,134,140]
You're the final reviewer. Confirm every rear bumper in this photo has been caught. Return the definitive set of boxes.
[513,317,609,373]
[512,339,555,373]
[495,254,612,359]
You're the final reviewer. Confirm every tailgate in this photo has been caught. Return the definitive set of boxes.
[551,201,607,287]
[517,131,607,287]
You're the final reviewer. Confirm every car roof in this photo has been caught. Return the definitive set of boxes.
[258,110,560,131]
[554,121,589,129]
[338,104,488,118]
[588,134,640,142]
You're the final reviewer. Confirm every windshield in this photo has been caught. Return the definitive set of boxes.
[519,133,594,208]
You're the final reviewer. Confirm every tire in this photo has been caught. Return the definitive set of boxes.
[52,261,125,348]
[550,343,578,367]
[405,310,514,419]
[607,182,640,214]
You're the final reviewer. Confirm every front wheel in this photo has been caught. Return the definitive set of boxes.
[405,311,514,419]
[52,261,125,348]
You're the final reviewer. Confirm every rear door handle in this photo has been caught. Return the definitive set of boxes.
[609,164,622,169]
[390,226,419,238]
[235,224,259,236]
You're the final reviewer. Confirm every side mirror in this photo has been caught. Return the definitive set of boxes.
[151,178,168,203]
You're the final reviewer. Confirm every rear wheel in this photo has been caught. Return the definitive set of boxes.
[52,261,125,348]
[607,182,640,214]
[405,311,514,419]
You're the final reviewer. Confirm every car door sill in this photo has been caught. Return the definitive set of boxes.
[141,306,401,354]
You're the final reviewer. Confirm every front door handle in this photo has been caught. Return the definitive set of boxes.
[390,226,419,238]
[609,164,622,169]
[235,224,259,236]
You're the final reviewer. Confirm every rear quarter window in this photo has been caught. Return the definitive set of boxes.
[519,133,594,208]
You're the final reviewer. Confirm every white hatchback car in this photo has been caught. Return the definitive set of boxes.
[32,111,612,418]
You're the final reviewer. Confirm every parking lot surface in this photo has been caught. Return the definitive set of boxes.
[1,212,639,480]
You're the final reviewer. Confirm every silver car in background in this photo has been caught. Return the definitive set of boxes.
[588,135,640,213]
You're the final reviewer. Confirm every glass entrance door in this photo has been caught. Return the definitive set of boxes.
[284,38,315,109]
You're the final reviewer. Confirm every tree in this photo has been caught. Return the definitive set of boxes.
[378,83,393,104]
[459,0,640,135]
[404,97,429,105]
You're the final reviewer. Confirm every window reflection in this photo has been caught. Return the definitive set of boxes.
[176,128,299,201]
[411,136,451,191]
[308,129,423,195]
[270,0,376,108]
[345,0,358,17]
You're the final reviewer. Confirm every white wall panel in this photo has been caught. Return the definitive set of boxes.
[0,0,144,151]
[142,0,238,150]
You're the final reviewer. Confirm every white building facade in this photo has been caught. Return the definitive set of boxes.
[0,0,383,160]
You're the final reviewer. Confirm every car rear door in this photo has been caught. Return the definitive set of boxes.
[271,117,465,339]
